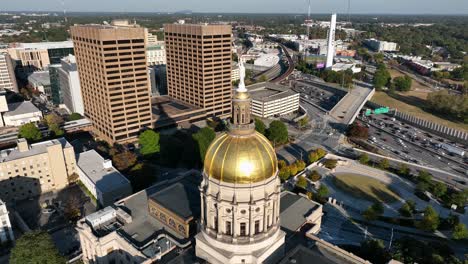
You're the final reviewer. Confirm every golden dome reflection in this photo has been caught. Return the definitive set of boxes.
[203,131,278,184]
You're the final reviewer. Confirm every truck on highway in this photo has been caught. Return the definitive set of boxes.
[440,143,465,157]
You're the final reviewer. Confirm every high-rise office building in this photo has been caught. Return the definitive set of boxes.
[164,23,232,119]
[70,21,153,144]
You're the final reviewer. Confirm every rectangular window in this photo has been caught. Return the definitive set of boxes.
[255,220,260,234]
[240,223,246,236]
[225,221,231,235]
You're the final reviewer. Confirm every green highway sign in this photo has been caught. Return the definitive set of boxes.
[374,107,389,115]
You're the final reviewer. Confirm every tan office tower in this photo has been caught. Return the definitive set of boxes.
[70,21,152,144]
[164,24,232,119]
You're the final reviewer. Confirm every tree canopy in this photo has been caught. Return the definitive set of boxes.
[192,127,216,164]
[138,130,160,157]
[393,75,413,91]
[266,120,288,145]
[254,118,266,135]
[18,123,42,142]
[68,113,83,121]
[418,206,440,232]
[10,231,65,264]
[373,64,391,89]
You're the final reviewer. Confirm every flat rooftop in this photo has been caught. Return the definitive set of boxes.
[4,101,41,117]
[0,138,71,163]
[84,171,201,248]
[14,41,73,50]
[28,71,50,86]
[248,82,299,103]
[76,150,130,193]
[152,96,206,128]
[280,192,321,234]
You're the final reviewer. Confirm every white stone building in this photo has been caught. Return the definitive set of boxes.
[0,199,14,243]
[58,55,84,115]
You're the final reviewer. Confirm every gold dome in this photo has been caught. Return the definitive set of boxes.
[204,131,278,184]
[233,91,250,100]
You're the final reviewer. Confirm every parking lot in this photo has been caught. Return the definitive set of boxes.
[360,113,468,178]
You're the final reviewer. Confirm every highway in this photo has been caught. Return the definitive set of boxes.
[329,82,374,125]
[359,113,468,179]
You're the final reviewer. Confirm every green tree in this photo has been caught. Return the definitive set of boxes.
[295,160,306,171]
[316,148,327,158]
[323,159,338,170]
[431,182,447,198]
[378,158,390,170]
[399,203,413,217]
[418,206,440,232]
[138,130,160,157]
[192,127,216,163]
[449,189,468,208]
[254,118,266,135]
[398,163,410,177]
[308,151,319,164]
[289,163,298,176]
[112,151,137,171]
[393,75,412,91]
[308,170,322,182]
[452,223,468,240]
[278,160,287,169]
[373,64,391,89]
[296,176,308,189]
[44,113,64,126]
[359,153,370,164]
[68,112,83,121]
[49,123,64,137]
[363,202,384,221]
[317,185,329,200]
[259,75,268,82]
[18,123,42,142]
[297,117,309,129]
[267,120,288,145]
[10,231,66,264]
[279,166,291,181]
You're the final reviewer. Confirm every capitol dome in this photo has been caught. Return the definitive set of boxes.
[203,130,278,184]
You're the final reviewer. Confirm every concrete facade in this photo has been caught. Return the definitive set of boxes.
[146,42,166,66]
[248,82,300,118]
[71,21,153,144]
[0,138,76,203]
[164,23,233,119]
[0,53,18,92]
[58,55,84,115]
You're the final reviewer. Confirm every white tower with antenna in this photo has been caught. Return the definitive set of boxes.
[325,13,337,69]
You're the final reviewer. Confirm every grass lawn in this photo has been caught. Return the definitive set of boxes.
[332,173,400,204]
[371,91,468,132]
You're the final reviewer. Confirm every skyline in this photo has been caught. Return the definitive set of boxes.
[2,0,468,15]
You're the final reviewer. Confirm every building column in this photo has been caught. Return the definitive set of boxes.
[200,193,205,226]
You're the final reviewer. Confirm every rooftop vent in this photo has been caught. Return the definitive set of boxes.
[103,159,113,170]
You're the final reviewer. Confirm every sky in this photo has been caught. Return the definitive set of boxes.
[2,0,468,15]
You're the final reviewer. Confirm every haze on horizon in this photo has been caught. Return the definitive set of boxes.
[2,0,468,15]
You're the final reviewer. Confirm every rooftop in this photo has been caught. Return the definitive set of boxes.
[83,171,201,250]
[148,181,200,220]
[27,71,50,86]
[13,41,73,50]
[0,138,71,163]
[76,150,130,193]
[280,192,321,234]
[4,101,41,117]
[248,82,299,103]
